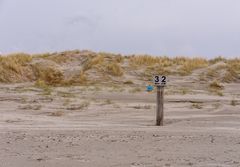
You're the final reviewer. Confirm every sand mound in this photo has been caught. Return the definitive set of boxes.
[0,51,239,86]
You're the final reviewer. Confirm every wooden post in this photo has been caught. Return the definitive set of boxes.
[156,86,164,126]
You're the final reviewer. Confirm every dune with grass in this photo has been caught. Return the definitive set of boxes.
[0,50,240,167]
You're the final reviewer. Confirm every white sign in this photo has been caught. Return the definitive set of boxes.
[154,75,167,86]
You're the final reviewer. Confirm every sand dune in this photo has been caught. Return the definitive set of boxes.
[0,51,240,166]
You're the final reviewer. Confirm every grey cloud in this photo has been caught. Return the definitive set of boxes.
[66,15,96,27]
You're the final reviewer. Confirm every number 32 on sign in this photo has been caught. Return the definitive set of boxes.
[154,75,167,86]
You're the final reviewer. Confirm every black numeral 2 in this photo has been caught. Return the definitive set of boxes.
[161,76,166,83]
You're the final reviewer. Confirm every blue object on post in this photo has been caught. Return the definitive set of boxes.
[146,85,154,92]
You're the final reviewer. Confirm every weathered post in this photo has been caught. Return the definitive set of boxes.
[156,85,164,126]
[154,75,166,126]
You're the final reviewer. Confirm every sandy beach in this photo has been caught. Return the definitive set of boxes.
[0,77,239,167]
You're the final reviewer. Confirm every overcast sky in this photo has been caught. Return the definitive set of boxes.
[0,0,240,58]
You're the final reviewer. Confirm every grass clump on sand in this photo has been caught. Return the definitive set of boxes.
[129,55,208,76]
[179,88,191,95]
[129,55,172,67]
[98,52,124,63]
[191,103,203,109]
[0,53,33,64]
[129,55,159,67]
[34,53,51,59]
[114,54,124,63]
[222,58,240,82]
[123,80,134,85]
[199,61,239,83]
[178,58,208,75]
[206,69,219,78]
[209,80,224,90]
[57,91,75,98]
[32,64,64,86]
[67,101,90,110]
[37,50,82,64]
[131,105,151,110]
[144,65,171,78]
[208,80,224,96]
[35,80,52,95]
[82,54,125,77]
[83,55,104,71]
[0,53,33,82]
[19,104,42,110]
[231,98,237,106]
[49,111,64,117]
[222,67,238,83]
[227,58,240,73]
[44,53,70,64]
[106,62,123,76]
[209,56,227,64]
[66,70,88,86]
[101,99,113,105]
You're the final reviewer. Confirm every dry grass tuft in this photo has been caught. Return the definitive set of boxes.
[66,70,88,85]
[35,80,52,95]
[2,53,33,64]
[106,62,124,76]
[222,68,238,83]
[34,53,51,59]
[191,103,203,109]
[209,56,227,64]
[32,64,64,86]
[101,99,113,105]
[49,111,64,117]
[0,53,33,82]
[79,70,88,83]
[67,101,90,110]
[114,54,124,63]
[44,54,71,64]
[144,65,171,78]
[38,50,82,64]
[223,58,240,82]
[206,69,218,78]
[129,56,208,76]
[83,55,104,71]
[208,80,224,96]
[57,91,75,98]
[209,80,224,90]
[131,105,152,110]
[231,99,237,106]
[19,104,42,110]
[178,58,208,75]
[200,62,239,83]
[172,56,189,65]
[1,51,239,87]
[179,88,191,95]
[129,55,172,67]
[123,80,134,85]
[227,58,240,73]
[129,55,159,66]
